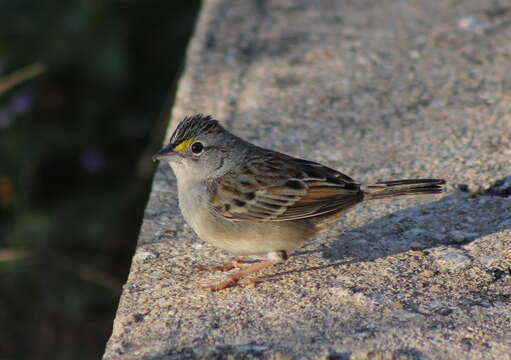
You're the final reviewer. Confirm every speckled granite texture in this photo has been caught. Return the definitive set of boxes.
[103,1,511,359]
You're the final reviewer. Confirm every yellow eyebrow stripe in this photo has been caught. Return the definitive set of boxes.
[174,138,195,151]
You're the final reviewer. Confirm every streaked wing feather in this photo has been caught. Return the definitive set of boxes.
[210,152,362,222]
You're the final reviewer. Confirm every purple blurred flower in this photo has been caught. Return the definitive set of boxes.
[80,149,107,174]
[0,88,34,129]
[0,109,12,129]
[9,89,34,115]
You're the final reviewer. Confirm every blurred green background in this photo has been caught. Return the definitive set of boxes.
[0,1,200,359]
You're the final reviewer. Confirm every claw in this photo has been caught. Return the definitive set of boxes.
[194,263,235,272]
[195,259,276,291]
[194,256,248,272]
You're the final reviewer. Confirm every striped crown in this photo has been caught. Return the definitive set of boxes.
[169,114,223,147]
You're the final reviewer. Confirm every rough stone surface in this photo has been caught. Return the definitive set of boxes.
[103,1,511,359]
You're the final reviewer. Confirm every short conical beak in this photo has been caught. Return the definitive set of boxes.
[152,143,177,162]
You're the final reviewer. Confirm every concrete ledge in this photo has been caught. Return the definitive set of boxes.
[104,1,511,359]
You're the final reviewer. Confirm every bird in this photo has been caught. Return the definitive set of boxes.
[153,114,445,290]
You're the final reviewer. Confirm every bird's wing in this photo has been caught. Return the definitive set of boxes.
[209,153,362,222]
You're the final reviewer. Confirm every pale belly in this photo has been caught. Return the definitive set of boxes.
[192,210,316,256]
[177,182,317,256]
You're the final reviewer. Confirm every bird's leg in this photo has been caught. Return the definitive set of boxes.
[197,259,277,291]
[196,251,287,291]
[195,256,247,272]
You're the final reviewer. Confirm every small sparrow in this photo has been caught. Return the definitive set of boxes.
[154,114,445,290]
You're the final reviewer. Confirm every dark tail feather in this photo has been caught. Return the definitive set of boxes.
[362,179,446,200]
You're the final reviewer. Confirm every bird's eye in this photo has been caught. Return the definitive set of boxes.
[191,142,204,154]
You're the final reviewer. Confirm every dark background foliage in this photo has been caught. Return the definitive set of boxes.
[0,1,200,359]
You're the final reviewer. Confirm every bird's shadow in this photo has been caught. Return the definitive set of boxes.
[270,176,511,278]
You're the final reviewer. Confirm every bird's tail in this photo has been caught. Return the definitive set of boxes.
[361,179,446,200]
